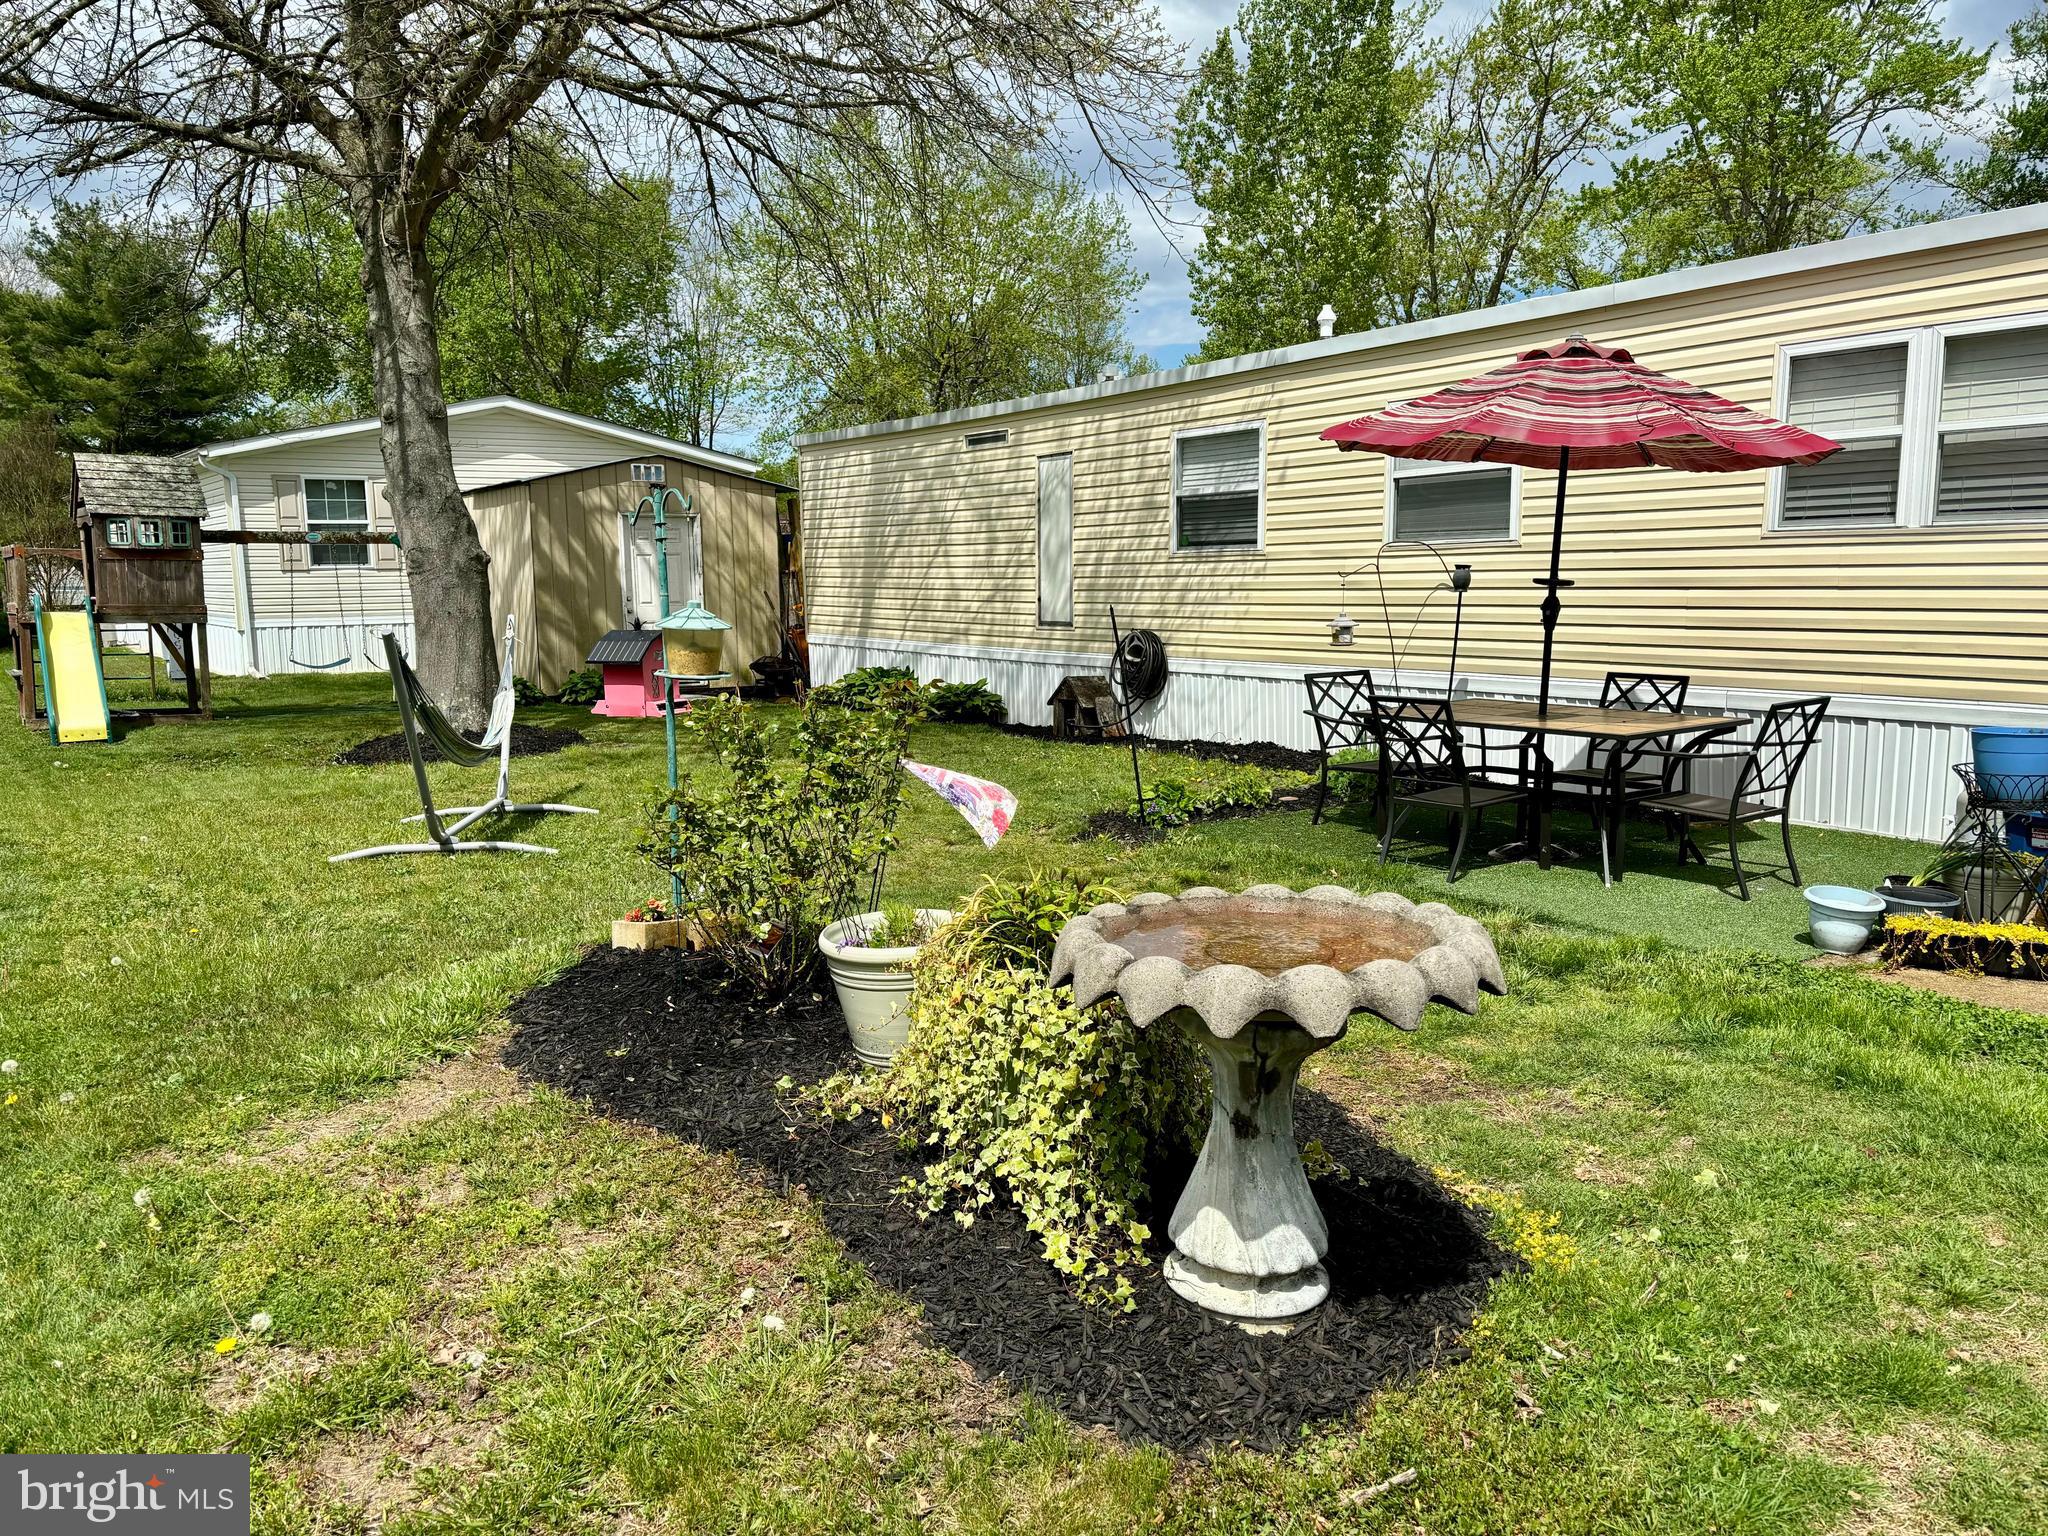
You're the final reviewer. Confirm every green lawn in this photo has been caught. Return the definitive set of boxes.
[2,672,2043,1534]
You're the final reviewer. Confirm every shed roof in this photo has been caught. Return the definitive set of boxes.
[465,453,796,496]
[72,453,209,522]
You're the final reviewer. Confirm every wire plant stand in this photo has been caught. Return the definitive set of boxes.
[1934,765,2048,924]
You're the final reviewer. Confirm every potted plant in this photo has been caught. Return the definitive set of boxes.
[818,903,954,1066]
[612,897,686,952]
[1918,847,2045,924]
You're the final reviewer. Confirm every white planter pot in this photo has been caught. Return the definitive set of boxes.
[818,909,953,1066]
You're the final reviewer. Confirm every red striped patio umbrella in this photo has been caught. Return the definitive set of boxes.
[1321,334,1840,715]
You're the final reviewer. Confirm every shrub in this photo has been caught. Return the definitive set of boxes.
[643,690,918,997]
[811,664,921,711]
[813,874,1208,1307]
[1136,762,1291,826]
[557,667,601,706]
[512,674,549,706]
[923,679,1007,724]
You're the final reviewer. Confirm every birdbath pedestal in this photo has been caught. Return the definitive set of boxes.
[1051,884,1504,1326]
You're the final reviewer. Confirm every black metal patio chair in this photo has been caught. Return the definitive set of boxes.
[1633,696,1830,899]
[1302,669,1378,825]
[1547,671,1693,880]
[1372,695,1531,882]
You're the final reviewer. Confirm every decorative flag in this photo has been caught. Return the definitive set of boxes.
[901,759,1016,849]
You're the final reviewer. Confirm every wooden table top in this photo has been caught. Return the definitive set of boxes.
[1446,698,1744,742]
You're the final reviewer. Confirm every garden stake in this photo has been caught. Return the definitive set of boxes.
[629,485,694,915]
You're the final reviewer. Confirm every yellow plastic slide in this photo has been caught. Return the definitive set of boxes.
[34,597,110,745]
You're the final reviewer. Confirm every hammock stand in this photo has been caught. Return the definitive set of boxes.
[331,615,595,861]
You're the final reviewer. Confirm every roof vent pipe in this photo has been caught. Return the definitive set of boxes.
[1317,303,1337,340]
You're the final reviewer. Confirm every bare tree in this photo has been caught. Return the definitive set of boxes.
[0,0,1175,724]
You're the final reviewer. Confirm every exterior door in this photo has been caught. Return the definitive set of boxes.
[622,512,703,626]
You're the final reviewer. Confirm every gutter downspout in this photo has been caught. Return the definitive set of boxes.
[198,454,265,678]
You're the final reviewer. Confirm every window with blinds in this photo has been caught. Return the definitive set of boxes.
[1389,459,1514,542]
[1780,344,1906,527]
[1936,327,2048,524]
[1173,425,1263,550]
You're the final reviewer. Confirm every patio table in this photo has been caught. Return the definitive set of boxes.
[1368,698,1743,886]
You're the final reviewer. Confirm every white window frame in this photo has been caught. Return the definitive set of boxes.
[1770,312,2048,532]
[1169,419,1266,556]
[1382,456,1522,547]
[303,474,372,568]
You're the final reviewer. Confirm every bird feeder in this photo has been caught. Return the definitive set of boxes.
[658,600,732,679]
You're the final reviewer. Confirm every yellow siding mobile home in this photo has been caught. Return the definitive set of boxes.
[797,205,2048,842]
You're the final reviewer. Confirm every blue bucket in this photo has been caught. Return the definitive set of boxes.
[1971,726,2048,802]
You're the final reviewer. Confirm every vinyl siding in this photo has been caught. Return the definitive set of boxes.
[476,457,779,688]
[799,222,2048,711]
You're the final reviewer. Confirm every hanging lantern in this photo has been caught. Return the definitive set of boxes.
[658,599,732,677]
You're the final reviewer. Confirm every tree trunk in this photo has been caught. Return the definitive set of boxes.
[355,198,497,731]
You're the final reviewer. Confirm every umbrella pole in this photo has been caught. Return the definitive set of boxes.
[1535,446,1574,718]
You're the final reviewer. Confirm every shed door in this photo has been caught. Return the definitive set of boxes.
[623,512,703,626]
[1037,454,1073,627]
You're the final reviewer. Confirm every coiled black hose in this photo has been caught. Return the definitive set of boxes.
[1111,628,1168,703]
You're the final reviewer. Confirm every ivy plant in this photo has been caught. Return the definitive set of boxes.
[813,873,1208,1307]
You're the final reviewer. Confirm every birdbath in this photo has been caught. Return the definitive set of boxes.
[1051,883,1504,1325]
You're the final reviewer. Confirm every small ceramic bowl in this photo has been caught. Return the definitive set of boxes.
[1805,885,1886,954]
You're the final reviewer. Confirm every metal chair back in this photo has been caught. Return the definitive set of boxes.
[1601,672,1690,713]
[1372,694,1470,782]
[1740,696,1830,805]
[1303,669,1375,755]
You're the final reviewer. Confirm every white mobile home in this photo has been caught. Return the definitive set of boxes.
[192,397,785,687]
[797,206,2048,843]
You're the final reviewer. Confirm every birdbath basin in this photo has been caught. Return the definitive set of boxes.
[1051,884,1505,1325]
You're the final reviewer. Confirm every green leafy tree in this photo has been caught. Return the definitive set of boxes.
[736,119,1149,441]
[1386,0,1620,321]
[0,205,243,451]
[1583,0,1986,279]
[232,144,699,435]
[1929,6,2048,211]
[0,411,79,603]
[1175,0,1422,355]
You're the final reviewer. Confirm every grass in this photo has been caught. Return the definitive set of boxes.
[1,671,2043,1533]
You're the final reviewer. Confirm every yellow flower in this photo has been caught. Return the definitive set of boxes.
[213,1336,238,1355]
[3,1092,15,1106]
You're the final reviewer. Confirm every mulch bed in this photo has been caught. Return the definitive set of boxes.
[333,722,584,767]
[996,722,1322,776]
[502,947,1513,1453]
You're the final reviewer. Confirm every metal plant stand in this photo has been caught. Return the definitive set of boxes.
[1937,765,2048,923]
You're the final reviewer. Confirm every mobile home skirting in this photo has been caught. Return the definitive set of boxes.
[811,632,2042,844]
[205,617,416,678]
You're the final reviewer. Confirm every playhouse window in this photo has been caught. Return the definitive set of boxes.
[169,520,193,548]
[306,477,370,567]
[106,519,131,547]
[136,519,164,547]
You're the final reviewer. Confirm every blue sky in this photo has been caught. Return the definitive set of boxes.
[1121,0,2039,369]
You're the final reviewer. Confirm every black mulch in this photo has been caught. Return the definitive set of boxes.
[333,722,584,767]
[996,722,1322,775]
[502,946,1514,1453]
[1081,788,1320,844]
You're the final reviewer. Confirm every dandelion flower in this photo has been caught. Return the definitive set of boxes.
[248,1312,273,1336]
[110,955,123,967]
[1,1060,17,1074]
[214,1337,238,1355]
[737,1286,757,1308]
[132,1188,153,1210]
[1755,1397,1780,1416]
[58,1091,74,1104]
[761,1315,786,1334]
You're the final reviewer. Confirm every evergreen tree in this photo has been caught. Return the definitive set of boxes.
[0,204,242,451]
